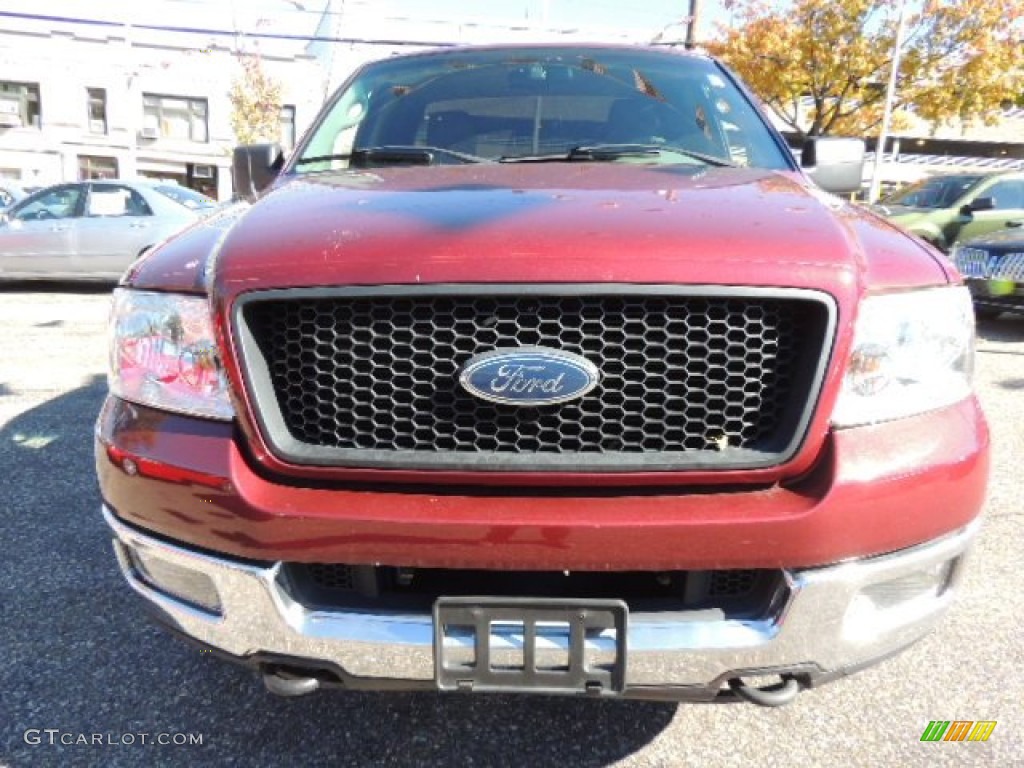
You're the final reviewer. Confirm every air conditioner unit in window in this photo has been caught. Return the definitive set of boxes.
[138,127,160,140]
[0,113,23,128]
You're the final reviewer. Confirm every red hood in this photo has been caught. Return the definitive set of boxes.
[129,163,949,296]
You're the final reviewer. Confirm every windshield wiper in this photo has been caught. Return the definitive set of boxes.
[660,147,737,167]
[500,144,660,163]
[499,144,736,167]
[293,146,490,168]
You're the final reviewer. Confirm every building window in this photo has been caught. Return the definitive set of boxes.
[142,94,208,142]
[78,155,119,180]
[280,105,296,149]
[189,164,218,199]
[0,82,41,128]
[87,88,107,134]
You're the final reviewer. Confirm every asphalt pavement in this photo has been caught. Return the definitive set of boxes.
[0,286,1020,767]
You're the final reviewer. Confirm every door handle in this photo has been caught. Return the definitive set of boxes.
[1007,220,1022,228]
[49,224,69,232]
[129,222,151,229]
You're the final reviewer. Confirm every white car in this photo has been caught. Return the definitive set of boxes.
[0,179,217,281]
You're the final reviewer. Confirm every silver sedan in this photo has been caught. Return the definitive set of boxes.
[0,179,217,281]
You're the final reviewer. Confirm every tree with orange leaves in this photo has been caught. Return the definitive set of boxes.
[707,0,1023,137]
[229,54,283,146]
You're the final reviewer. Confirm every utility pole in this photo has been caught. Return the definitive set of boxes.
[230,0,242,53]
[685,0,700,49]
[868,0,909,204]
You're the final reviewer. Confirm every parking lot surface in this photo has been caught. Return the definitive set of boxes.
[1,287,1020,767]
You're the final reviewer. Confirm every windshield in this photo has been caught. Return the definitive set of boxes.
[291,47,791,173]
[155,184,217,210]
[881,175,983,209]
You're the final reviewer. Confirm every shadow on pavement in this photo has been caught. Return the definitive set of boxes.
[0,380,677,768]
[976,312,1024,348]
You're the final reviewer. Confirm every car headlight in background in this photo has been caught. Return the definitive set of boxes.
[108,289,234,420]
[832,286,974,427]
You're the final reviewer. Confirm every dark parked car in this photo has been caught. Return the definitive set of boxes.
[875,171,1024,251]
[952,226,1024,318]
[0,179,217,281]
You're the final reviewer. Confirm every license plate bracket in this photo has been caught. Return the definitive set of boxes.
[433,597,628,696]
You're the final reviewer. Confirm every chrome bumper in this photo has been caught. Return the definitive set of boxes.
[103,506,978,700]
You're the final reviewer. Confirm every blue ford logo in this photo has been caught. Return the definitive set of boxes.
[459,347,600,406]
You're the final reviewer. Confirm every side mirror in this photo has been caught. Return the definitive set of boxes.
[232,144,283,201]
[801,137,865,196]
[966,197,994,213]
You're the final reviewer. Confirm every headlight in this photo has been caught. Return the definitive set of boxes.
[108,289,234,420]
[832,286,974,427]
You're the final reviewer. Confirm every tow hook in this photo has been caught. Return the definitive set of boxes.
[263,668,321,697]
[727,675,803,707]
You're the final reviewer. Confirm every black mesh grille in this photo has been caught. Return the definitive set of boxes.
[239,290,829,471]
[285,563,779,614]
[709,569,758,597]
[304,565,759,599]
[306,563,355,590]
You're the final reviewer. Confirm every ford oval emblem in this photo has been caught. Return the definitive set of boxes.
[459,347,600,406]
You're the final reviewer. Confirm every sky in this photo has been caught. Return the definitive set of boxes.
[0,0,733,49]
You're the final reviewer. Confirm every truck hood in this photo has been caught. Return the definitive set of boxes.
[131,164,949,295]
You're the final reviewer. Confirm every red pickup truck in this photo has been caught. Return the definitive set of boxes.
[96,44,988,706]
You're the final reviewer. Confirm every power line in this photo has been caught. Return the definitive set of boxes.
[153,0,677,24]
[0,7,649,47]
[153,0,357,18]
[0,10,459,47]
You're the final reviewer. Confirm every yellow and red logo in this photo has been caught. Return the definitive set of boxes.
[920,721,996,742]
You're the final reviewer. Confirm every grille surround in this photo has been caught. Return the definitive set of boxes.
[994,253,1024,282]
[955,247,990,279]
[955,248,1024,282]
[233,285,836,473]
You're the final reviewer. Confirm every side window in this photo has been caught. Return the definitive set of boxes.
[985,180,1024,210]
[86,186,152,217]
[13,186,83,221]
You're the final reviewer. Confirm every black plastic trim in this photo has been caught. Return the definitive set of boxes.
[233,284,838,473]
[433,597,628,696]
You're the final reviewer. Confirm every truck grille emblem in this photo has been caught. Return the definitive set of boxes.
[459,347,600,406]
